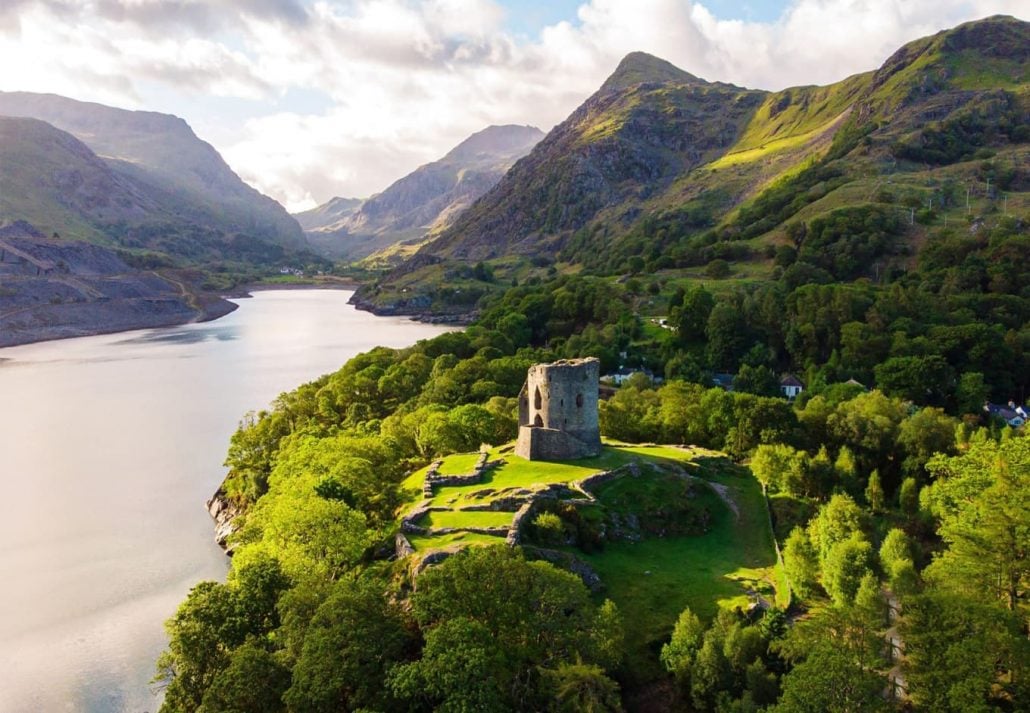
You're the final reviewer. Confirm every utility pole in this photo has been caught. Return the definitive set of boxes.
[909,207,915,225]
[966,184,971,214]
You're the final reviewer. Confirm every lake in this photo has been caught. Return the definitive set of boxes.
[0,290,453,712]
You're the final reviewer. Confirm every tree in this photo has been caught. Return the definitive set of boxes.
[660,606,705,680]
[902,593,1029,712]
[706,302,750,370]
[772,637,888,713]
[879,528,912,574]
[406,547,623,708]
[864,469,884,512]
[899,477,919,515]
[690,634,732,710]
[733,364,781,397]
[156,582,245,713]
[200,643,290,713]
[772,605,889,713]
[822,534,874,606]
[285,577,411,713]
[389,617,510,713]
[922,438,1029,614]
[671,285,715,344]
[783,527,820,600]
[808,494,865,563]
[874,354,955,406]
[954,371,989,415]
[897,407,957,479]
[834,446,861,496]
[542,660,623,712]
[749,444,797,493]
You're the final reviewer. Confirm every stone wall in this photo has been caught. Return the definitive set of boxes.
[516,425,599,461]
[516,357,601,460]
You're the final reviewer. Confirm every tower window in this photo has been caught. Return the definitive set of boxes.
[576,393,584,408]
[534,386,542,410]
[534,414,543,427]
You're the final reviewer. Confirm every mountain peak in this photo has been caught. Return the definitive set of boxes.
[600,51,699,94]
[445,124,544,162]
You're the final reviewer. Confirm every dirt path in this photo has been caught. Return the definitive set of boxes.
[705,480,740,519]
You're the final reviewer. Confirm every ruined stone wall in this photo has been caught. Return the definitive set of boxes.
[516,426,598,461]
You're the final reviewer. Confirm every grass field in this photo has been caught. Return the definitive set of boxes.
[398,441,782,686]
[420,509,514,529]
[582,451,779,683]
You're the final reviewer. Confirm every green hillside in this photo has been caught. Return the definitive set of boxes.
[357,15,1028,312]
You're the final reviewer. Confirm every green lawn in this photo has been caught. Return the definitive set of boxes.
[435,452,482,475]
[583,455,779,683]
[420,509,515,530]
[407,530,503,551]
[399,442,783,672]
[436,445,638,507]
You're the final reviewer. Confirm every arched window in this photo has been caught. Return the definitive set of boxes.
[534,386,542,410]
[576,393,584,408]
[533,414,543,427]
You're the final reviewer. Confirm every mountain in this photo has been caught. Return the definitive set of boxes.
[298,125,544,261]
[295,196,363,231]
[423,54,761,261]
[0,116,305,268]
[0,220,234,347]
[0,91,307,255]
[357,15,1028,313]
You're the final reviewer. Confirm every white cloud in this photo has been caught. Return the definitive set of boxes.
[0,0,1025,211]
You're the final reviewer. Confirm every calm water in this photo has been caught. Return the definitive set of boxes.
[0,290,453,712]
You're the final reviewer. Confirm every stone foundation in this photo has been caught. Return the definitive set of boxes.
[516,425,600,460]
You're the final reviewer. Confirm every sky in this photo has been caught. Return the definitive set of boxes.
[0,1,1025,212]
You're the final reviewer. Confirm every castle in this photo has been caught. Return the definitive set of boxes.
[516,358,602,460]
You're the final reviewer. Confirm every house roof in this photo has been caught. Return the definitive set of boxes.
[780,374,804,388]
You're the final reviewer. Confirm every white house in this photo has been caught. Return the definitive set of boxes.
[780,374,804,399]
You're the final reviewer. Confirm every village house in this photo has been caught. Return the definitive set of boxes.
[780,374,804,399]
[984,401,1028,427]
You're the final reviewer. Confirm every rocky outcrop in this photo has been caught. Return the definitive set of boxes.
[206,487,244,554]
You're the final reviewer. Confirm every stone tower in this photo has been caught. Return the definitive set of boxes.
[515,358,601,460]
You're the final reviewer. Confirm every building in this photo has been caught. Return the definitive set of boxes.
[780,374,804,399]
[984,401,1028,427]
[600,367,662,386]
[516,358,602,460]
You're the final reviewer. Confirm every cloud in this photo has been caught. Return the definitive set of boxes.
[0,0,1026,211]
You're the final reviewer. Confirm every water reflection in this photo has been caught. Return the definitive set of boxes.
[0,290,454,713]
[116,324,240,345]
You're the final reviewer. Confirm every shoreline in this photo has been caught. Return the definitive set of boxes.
[221,276,361,299]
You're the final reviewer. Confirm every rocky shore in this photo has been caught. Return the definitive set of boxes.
[347,289,477,325]
[0,223,238,348]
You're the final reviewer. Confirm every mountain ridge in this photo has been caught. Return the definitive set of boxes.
[298,124,544,261]
[355,14,1029,315]
[0,90,307,252]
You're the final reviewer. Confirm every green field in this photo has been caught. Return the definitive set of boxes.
[582,455,779,682]
[420,509,515,529]
[398,441,781,687]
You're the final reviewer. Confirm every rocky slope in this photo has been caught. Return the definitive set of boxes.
[0,91,307,255]
[0,221,234,347]
[356,15,1028,312]
[299,125,543,261]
